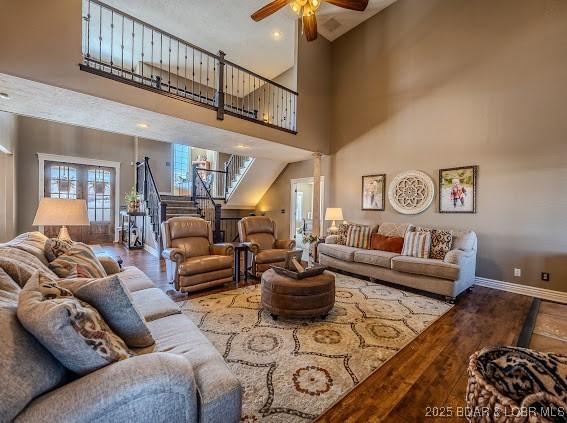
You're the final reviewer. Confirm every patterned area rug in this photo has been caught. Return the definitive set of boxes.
[180,273,452,422]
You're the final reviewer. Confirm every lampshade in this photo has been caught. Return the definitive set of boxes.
[33,198,90,227]
[324,208,343,221]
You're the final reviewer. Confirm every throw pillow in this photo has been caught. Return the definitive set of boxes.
[336,223,349,245]
[346,225,372,249]
[49,243,107,279]
[377,223,413,238]
[17,272,133,375]
[44,238,73,262]
[4,231,50,265]
[59,275,154,348]
[416,227,453,260]
[0,246,58,287]
[401,231,432,259]
[370,234,404,254]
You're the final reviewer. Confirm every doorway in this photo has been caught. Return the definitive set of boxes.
[38,153,121,243]
[290,177,324,252]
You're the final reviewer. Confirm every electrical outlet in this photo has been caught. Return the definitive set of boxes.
[514,268,522,277]
[542,272,550,282]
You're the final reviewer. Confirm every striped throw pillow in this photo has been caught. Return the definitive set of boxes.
[346,225,372,249]
[401,231,432,259]
[49,243,107,279]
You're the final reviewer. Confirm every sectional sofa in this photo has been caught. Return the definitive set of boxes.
[0,233,241,423]
[318,222,478,302]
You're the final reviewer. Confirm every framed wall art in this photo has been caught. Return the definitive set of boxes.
[439,166,478,213]
[362,174,385,211]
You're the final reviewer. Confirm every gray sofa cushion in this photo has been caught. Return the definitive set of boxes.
[391,256,460,281]
[117,266,156,292]
[59,276,155,348]
[354,250,399,268]
[318,243,361,262]
[145,314,242,423]
[1,270,68,422]
[131,287,181,322]
[17,272,132,375]
[0,268,20,306]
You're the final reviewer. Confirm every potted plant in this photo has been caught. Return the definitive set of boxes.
[125,187,141,213]
[302,233,319,265]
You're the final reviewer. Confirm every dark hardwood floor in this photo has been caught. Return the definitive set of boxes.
[99,243,533,423]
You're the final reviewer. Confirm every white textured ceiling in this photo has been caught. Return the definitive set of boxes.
[96,0,398,80]
[98,0,298,81]
[0,73,312,162]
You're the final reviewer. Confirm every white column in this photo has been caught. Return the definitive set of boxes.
[312,152,322,237]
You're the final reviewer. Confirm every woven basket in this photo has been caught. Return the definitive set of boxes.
[466,347,567,423]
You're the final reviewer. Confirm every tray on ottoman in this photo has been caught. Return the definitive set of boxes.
[270,264,326,279]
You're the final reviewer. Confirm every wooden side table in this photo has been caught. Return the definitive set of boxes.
[120,211,145,250]
[233,243,251,285]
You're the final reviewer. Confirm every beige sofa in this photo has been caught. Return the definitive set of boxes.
[0,233,241,423]
[318,223,477,302]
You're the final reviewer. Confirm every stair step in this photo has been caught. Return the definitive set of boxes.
[166,206,199,213]
[162,200,196,207]
[160,195,193,201]
[166,213,202,218]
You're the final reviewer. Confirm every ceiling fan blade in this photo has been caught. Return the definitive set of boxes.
[302,13,318,41]
[324,0,369,11]
[251,0,289,21]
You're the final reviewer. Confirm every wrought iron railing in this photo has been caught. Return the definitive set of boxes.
[192,165,222,242]
[136,157,167,249]
[81,0,298,133]
[225,154,252,199]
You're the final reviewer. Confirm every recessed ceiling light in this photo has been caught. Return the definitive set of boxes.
[0,93,10,100]
[272,31,282,41]
[236,144,250,150]
[136,123,149,129]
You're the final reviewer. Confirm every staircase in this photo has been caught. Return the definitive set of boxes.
[159,195,200,219]
[136,153,252,253]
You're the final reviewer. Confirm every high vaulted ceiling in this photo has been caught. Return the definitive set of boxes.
[99,0,397,80]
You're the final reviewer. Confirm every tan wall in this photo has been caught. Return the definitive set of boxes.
[256,157,331,240]
[0,0,329,154]
[138,137,172,194]
[15,116,172,233]
[329,0,567,291]
[0,111,17,241]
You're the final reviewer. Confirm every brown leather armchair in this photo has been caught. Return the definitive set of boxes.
[162,217,234,293]
[238,216,296,277]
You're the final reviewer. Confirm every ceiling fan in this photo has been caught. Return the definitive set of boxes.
[251,0,369,42]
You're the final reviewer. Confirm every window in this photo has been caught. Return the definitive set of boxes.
[87,168,111,222]
[172,144,190,195]
[50,165,77,199]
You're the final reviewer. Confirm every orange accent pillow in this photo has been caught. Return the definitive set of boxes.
[370,234,404,253]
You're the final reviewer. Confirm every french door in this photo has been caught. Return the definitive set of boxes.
[44,160,116,243]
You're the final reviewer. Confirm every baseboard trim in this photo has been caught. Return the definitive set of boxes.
[475,277,567,304]
[144,244,159,257]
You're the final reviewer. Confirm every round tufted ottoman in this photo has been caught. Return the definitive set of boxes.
[261,268,335,319]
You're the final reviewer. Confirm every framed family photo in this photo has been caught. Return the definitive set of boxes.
[362,174,385,211]
[439,166,478,213]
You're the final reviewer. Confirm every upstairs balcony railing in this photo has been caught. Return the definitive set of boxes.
[81,0,298,134]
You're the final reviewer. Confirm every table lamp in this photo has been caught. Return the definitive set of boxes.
[33,198,90,241]
[324,208,344,234]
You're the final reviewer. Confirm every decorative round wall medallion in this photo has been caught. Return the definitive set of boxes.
[388,170,435,215]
